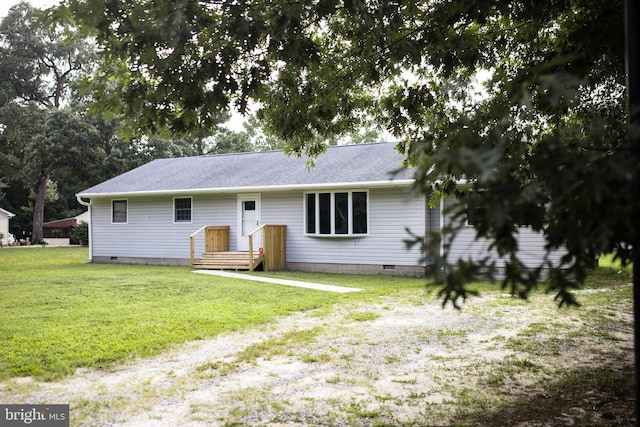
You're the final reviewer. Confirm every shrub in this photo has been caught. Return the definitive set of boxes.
[71,221,89,245]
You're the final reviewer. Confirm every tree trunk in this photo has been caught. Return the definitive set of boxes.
[624,0,640,422]
[31,176,48,244]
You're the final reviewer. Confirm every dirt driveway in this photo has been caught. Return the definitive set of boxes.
[0,285,634,426]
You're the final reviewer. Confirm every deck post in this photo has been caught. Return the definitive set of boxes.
[248,234,254,271]
[189,225,209,268]
[263,225,287,271]
[190,235,195,267]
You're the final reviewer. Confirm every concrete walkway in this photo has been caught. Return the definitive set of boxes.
[193,270,363,293]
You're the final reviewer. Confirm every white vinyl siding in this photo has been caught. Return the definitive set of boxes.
[92,194,236,260]
[288,187,424,266]
[88,188,566,272]
[90,187,425,267]
[443,197,566,269]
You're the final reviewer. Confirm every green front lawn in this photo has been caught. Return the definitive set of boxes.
[0,247,631,382]
[0,247,425,381]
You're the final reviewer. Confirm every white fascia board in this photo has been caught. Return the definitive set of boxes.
[77,179,417,199]
[0,207,15,217]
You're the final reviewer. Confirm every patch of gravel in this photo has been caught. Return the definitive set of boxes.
[0,289,634,426]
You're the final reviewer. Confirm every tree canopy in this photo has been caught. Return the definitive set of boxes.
[64,0,635,306]
[0,2,103,243]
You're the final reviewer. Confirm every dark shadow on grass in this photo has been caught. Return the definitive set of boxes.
[452,362,635,427]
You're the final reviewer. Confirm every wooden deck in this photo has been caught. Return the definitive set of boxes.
[190,224,286,272]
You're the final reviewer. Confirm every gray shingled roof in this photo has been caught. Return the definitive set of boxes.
[78,142,415,196]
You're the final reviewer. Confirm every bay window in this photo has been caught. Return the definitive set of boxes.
[305,191,368,236]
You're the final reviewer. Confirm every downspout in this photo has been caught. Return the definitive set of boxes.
[76,195,93,262]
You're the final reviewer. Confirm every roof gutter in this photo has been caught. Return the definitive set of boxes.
[76,194,92,207]
[77,179,417,198]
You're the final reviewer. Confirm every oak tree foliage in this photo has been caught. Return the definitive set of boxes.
[65,0,635,306]
[0,2,102,243]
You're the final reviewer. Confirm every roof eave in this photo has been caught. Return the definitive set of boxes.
[77,179,416,199]
[0,207,15,217]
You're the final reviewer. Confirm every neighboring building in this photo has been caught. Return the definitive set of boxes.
[77,142,562,276]
[42,211,90,246]
[0,207,15,246]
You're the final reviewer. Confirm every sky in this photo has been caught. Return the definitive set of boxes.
[1,0,62,19]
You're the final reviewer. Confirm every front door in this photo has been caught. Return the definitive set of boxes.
[237,194,261,251]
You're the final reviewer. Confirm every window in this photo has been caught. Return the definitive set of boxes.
[305,191,368,236]
[305,193,316,234]
[319,193,331,234]
[352,191,368,233]
[174,197,192,222]
[465,194,485,227]
[334,192,348,234]
[112,200,127,223]
[466,207,482,226]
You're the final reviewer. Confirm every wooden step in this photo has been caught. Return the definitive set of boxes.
[193,252,263,271]
[199,252,260,264]
[194,262,253,270]
[194,263,253,270]
[201,251,254,259]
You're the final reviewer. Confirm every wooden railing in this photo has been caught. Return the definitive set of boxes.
[253,224,287,271]
[247,224,265,272]
[190,225,208,267]
[190,225,230,267]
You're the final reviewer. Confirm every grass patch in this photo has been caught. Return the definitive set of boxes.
[0,247,428,381]
[455,364,635,426]
[561,366,635,396]
[581,255,632,290]
[1,246,633,387]
[236,327,323,364]
[347,310,381,322]
[249,270,427,299]
[392,377,417,385]
[0,248,406,381]
[342,400,381,419]
[486,358,541,388]
[453,387,490,413]
[299,353,332,363]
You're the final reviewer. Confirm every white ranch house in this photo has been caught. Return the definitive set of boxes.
[77,142,559,276]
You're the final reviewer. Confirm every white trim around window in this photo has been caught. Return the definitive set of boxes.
[111,199,128,224]
[304,190,369,237]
